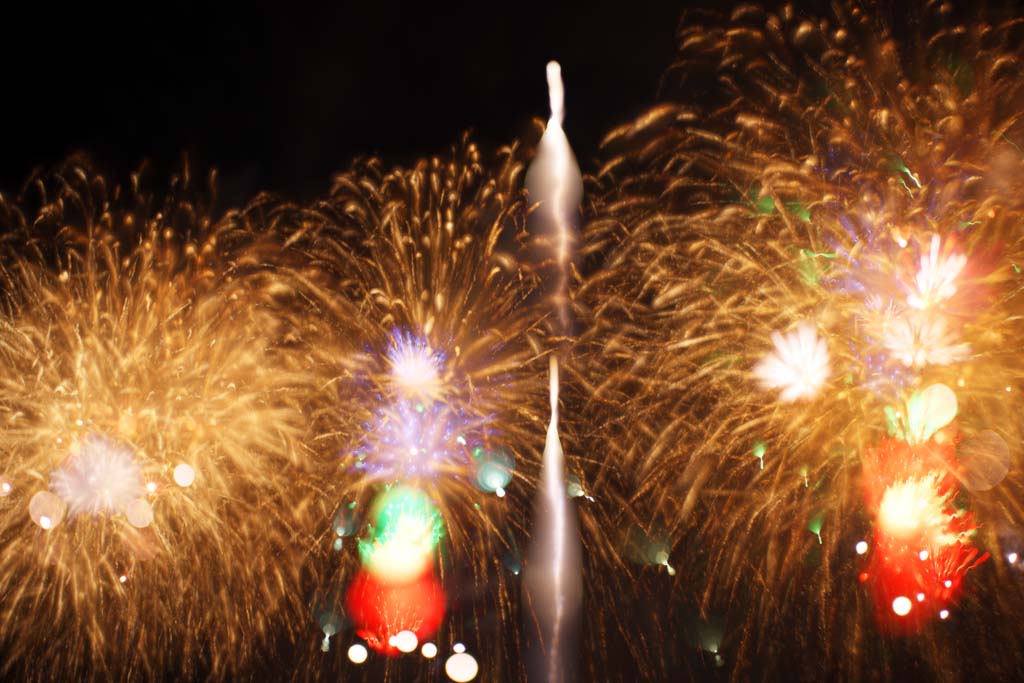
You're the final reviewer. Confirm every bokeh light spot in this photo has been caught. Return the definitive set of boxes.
[392,630,418,653]
[29,491,66,530]
[173,464,195,487]
[474,447,514,496]
[892,596,912,616]
[125,498,154,528]
[348,643,368,665]
[445,652,478,682]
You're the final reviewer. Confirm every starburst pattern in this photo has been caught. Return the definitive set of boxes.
[50,435,143,517]
[753,323,831,401]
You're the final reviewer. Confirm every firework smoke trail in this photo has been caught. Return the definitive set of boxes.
[580,2,1024,680]
[0,162,313,680]
[527,61,581,334]
[523,62,583,683]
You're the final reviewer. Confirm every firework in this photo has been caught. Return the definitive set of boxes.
[345,560,447,655]
[581,2,1024,679]
[752,322,831,402]
[0,162,313,680]
[357,485,445,586]
[232,139,554,680]
[221,130,651,680]
[49,434,145,517]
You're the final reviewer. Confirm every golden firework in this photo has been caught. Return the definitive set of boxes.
[580,3,1024,679]
[220,137,642,680]
[0,161,313,680]
[220,139,549,679]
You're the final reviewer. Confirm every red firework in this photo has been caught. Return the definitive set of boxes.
[859,435,988,632]
[345,568,447,655]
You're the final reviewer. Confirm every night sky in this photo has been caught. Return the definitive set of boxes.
[1,1,679,206]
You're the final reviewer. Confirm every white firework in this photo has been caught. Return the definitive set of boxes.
[387,332,443,398]
[906,234,967,310]
[50,435,144,516]
[881,310,970,368]
[753,322,831,402]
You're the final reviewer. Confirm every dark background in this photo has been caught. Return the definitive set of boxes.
[0,1,680,207]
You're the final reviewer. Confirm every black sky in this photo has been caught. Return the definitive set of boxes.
[1,1,680,206]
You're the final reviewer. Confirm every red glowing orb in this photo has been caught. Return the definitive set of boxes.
[345,568,446,655]
[859,436,989,633]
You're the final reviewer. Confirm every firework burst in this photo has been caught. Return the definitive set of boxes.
[0,161,313,680]
[218,139,558,679]
[217,134,648,680]
[581,2,1024,679]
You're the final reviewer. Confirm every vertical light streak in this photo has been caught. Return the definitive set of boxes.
[524,61,583,683]
[546,61,571,332]
[545,354,568,678]
[526,61,583,336]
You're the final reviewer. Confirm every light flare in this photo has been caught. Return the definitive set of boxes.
[881,312,970,369]
[388,332,443,399]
